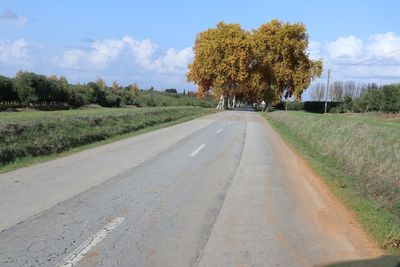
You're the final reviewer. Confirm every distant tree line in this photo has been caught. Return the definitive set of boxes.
[0,71,139,108]
[164,88,177,94]
[309,81,400,113]
[0,72,209,109]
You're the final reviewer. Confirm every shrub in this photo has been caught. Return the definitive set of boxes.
[68,90,87,107]
[275,101,341,113]
[337,84,400,113]
[14,72,39,103]
[0,75,17,101]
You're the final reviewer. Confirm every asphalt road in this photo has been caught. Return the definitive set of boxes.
[0,110,381,266]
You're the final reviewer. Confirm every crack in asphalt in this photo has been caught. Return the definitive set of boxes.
[193,121,247,267]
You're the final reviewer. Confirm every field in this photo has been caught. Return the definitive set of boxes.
[263,111,400,253]
[0,106,216,172]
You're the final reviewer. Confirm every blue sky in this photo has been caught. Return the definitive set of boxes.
[1,0,400,98]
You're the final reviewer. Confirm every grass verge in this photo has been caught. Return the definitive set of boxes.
[262,111,400,254]
[0,106,216,173]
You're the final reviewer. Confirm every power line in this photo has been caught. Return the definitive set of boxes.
[335,48,400,66]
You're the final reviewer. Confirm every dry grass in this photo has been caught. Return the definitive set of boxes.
[264,111,400,253]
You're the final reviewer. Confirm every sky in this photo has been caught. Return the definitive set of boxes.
[1,0,400,99]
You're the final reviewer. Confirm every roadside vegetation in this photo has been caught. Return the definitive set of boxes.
[0,106,215,170]
[263,111,400,253]
[274,83,400,113]
[0,72,217,110]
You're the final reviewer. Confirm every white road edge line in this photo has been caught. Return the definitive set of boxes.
[216,128,224,134]
[190,144,206,157]
[55,217,125,267]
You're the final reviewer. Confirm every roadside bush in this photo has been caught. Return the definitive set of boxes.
[0,107,215,166]
[0,75,16,101]
[68,90,88,107]
[275,101,341,113]
[329,106,345,113]
[276,101,304,110]
[337,84,400,113]
[303,101,342,113]
[0,71,218,110]
[104,93,122,107]
[13,72,38,102]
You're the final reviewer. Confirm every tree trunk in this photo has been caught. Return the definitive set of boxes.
[266,101,272,112]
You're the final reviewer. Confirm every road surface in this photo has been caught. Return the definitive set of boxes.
[0,110,381,266]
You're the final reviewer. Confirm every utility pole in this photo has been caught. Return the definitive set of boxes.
[324,69,330,114]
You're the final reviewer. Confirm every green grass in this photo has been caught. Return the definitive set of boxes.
[0,106,166,122]
[262,111,400,254]
[0,106,216,173]
[132,90,219,108]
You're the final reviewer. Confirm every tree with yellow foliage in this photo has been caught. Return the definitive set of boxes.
[187,20,323,110]
[96,78,106,91]
[252,20,322,110]
[187,22,252,108]
[129,83,139,97]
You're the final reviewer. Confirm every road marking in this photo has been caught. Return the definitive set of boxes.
[55,217,125,267]
[216,128,224,134]
[190,144,206,157]
[227,121,231,124]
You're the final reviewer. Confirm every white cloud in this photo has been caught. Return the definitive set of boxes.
[326,36,363,61]
[366,32,400,61]
[57,49,87,69]
[155,47,193,73]
[311,32,400,81]
[0,9,28,26]
[89,38,125,67]
[55,38,125,69]
[0,39,31,66]
[54,36,193,74]
[308,41,322,60]
[123,36,158,69]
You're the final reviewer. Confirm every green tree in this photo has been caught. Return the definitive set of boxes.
[87,82,106,105]
[48,75,70,102]
[14,71,39,102]
[165,88,177,94]
[380,84,400,112]
[0,75,16,101]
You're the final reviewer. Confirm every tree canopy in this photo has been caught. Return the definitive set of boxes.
[187,22,251,99]
[187,20,323,107]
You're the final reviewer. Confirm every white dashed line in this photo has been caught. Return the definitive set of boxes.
[190,144,206,157]
[216,128,224,134]
[56,217,125,267]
